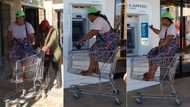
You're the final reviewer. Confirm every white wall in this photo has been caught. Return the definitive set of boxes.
[147,0,160,49]
[44,1,53,25]
[63,0,115,72]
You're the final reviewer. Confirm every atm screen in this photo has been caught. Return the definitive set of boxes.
[72,20,85,41]
[127,27,135,49]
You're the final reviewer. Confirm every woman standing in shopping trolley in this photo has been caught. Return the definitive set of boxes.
[7,10,35,79]
[79,6,117,76]
[143,11,178,81]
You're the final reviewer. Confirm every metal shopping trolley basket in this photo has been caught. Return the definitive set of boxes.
[130,54,181,105]
[5,50,44,107]
[69,47,124,105]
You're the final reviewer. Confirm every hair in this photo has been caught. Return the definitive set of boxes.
[88,11,108,21]
[88,11,113,30]
[162,17,173,24]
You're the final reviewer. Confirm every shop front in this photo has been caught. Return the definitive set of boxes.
[127,0,160,56]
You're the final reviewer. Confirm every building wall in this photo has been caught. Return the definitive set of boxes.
[128,0,160,55]
[0,0,22,55]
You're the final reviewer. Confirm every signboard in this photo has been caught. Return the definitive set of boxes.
[127,0,151,14]
[141,22,149,46]
[141,22,149,38]
[21,0,43,7]
[128,3,148,10]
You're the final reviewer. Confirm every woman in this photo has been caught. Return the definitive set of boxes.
[143,11,178,81]
[8,10,35,62]
[8,10,35,80]
[39,20,62,91]
[79,6,117,75]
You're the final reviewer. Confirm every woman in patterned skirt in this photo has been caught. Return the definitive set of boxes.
[143,11,178,81]
[79,6,117,76]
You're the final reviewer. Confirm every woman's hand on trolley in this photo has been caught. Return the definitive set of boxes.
[42,46,51,55]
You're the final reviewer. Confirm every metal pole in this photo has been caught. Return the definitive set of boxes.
[0,2,3,65]
[121,0,125,39]
[179,0,184,76]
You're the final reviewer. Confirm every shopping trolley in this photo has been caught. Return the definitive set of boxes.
[5,50,44,107]
[130,54,181,105]
[69,47,124,105]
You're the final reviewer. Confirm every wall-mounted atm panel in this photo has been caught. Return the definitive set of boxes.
[72,17,89,50]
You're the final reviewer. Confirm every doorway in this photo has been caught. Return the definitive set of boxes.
[23,6,39,33]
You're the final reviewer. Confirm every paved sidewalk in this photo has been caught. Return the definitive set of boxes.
[31,87,63,107]
[128,77,190,107]
[64,79,126,107]
[0,57,63,107]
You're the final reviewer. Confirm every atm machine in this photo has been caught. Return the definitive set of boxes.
[72,7,90,50]
[63,0,115,73]
[127,24,135,54]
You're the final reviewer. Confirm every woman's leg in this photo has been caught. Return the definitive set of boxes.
[81,55,99,75]
[43,55,51,86]
[149,63,158,80]
[144,62,158,81]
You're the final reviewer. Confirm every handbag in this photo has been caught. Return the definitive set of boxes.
[44,28,62,64]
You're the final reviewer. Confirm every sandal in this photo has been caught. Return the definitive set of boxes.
[80,70,92,76]
[80,69,100,76]
[143,72,154,81]
[143,72,152,81]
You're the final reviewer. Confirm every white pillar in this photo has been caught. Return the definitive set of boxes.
[44,1,53,25]
[63,1,73,74]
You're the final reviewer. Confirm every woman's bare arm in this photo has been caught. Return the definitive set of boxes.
[80,30,99,43]
[150,25,160,35]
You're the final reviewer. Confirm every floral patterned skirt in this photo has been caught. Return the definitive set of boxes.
[89,32,117,63]
[9,39,34,63]
[147,40,178,64]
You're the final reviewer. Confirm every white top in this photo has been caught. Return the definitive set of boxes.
[90,17,111,34]
[8,22,35,39]
[159,23,177,39]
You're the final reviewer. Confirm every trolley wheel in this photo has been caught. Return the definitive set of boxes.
[35,80,42,87]
[175,99,181,105]
[73,93,80,100]
[113,89,120,95]
[71,85,80,90]
[114,98,121,105]
[16,103,22,107]
[135,97,143,104]
[137,92,142,96]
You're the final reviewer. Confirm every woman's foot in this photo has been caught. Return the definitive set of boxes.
[143,72,154,81]
[80,69,100,76]
[80,70,92,76]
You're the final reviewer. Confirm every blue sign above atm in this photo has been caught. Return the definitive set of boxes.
[141,23,149,38]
